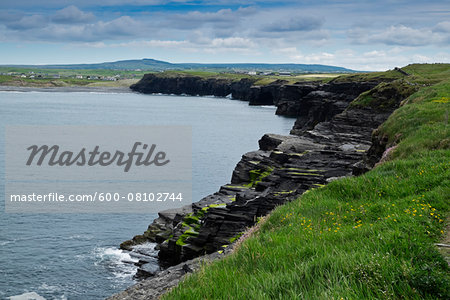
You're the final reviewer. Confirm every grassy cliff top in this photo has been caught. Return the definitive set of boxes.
[144,69,342,84]
[144,63,450,86]
[333,63,450,84]
[349,63,449,110]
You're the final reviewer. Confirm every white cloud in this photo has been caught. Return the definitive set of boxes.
[3,15,142,42]
[273,47,335,64]
[272,47,449,71]
[262,16,323,32]
[81,39,187,48]
[6,14,47,30]
[433,21,450,33]
[80,36,257,56]
[52,5,95,24]
[349,24,449,47]
[210,37,255,48]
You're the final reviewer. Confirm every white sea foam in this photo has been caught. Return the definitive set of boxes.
[87,92,122,95]
[9,292,46,300]
[0,239,15,246]
[67,234,93,240]
[93,247,139,280]
[0,90,26,93]
[94,247,134,263]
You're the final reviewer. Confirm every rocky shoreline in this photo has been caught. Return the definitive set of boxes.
[108,73,416,299]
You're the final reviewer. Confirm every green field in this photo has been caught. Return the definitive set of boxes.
[143,70,341,84]
[0,74,140,88]
[0,66,345,88]
[0,66,150,78]
[164,64,450,299]
[0,66,146,87]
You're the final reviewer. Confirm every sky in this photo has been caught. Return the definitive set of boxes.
[0,0,449,70]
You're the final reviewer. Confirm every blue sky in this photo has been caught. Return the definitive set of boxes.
[0,0,449,70]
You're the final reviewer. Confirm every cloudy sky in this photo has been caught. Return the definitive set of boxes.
[0,0,449,70]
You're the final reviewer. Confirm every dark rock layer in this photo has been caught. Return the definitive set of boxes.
[130,74,257,99]
[130,74,378,124]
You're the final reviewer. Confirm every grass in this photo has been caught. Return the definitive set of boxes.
[166,152,449,299]
[145,64,450,87]
[0,66,146,88]
[86,78,140,87]
[403,64,450,85]
[0,75,139,88]
[332,63,450,85]
[244,168,274,188]
[143,70,343,85]
[349,80,419,110]
[155,70,254,82]
[163,64,450,299]
[253,74,340,85]
[376,72,450,160]
[331,69,406,83]
[0,66,149,78]
[0,75,102,86]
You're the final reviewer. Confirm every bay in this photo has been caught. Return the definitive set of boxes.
[0,90,293,299]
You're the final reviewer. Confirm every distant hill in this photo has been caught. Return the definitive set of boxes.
[1,59,357,73]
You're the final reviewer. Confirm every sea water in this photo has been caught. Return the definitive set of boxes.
[0,89,294,299]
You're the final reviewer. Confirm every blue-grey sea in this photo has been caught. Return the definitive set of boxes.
[0,89,293,299]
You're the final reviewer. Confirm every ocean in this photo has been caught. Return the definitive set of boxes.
[0,89,294,299]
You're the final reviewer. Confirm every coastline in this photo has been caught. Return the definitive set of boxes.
[108,69,414,299]
[1,90,293,299]
[0,85,134,93]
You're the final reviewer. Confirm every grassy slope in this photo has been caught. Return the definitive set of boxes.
[164,64,450,299]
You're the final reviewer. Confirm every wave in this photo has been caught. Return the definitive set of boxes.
[0,239,15,246]
[93,247,139,280]
[8,292,46,300]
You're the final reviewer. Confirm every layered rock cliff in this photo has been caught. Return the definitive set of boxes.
[111,74,417,299]
[130,74,257,99]
[130,74,378,122]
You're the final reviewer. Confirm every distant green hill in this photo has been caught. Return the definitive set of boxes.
[1,58,357,73]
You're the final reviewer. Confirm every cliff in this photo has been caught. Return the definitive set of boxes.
[120,72,415,265]
[130,73,378,123]
[130,74,257,99]
[109,64,450,300]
